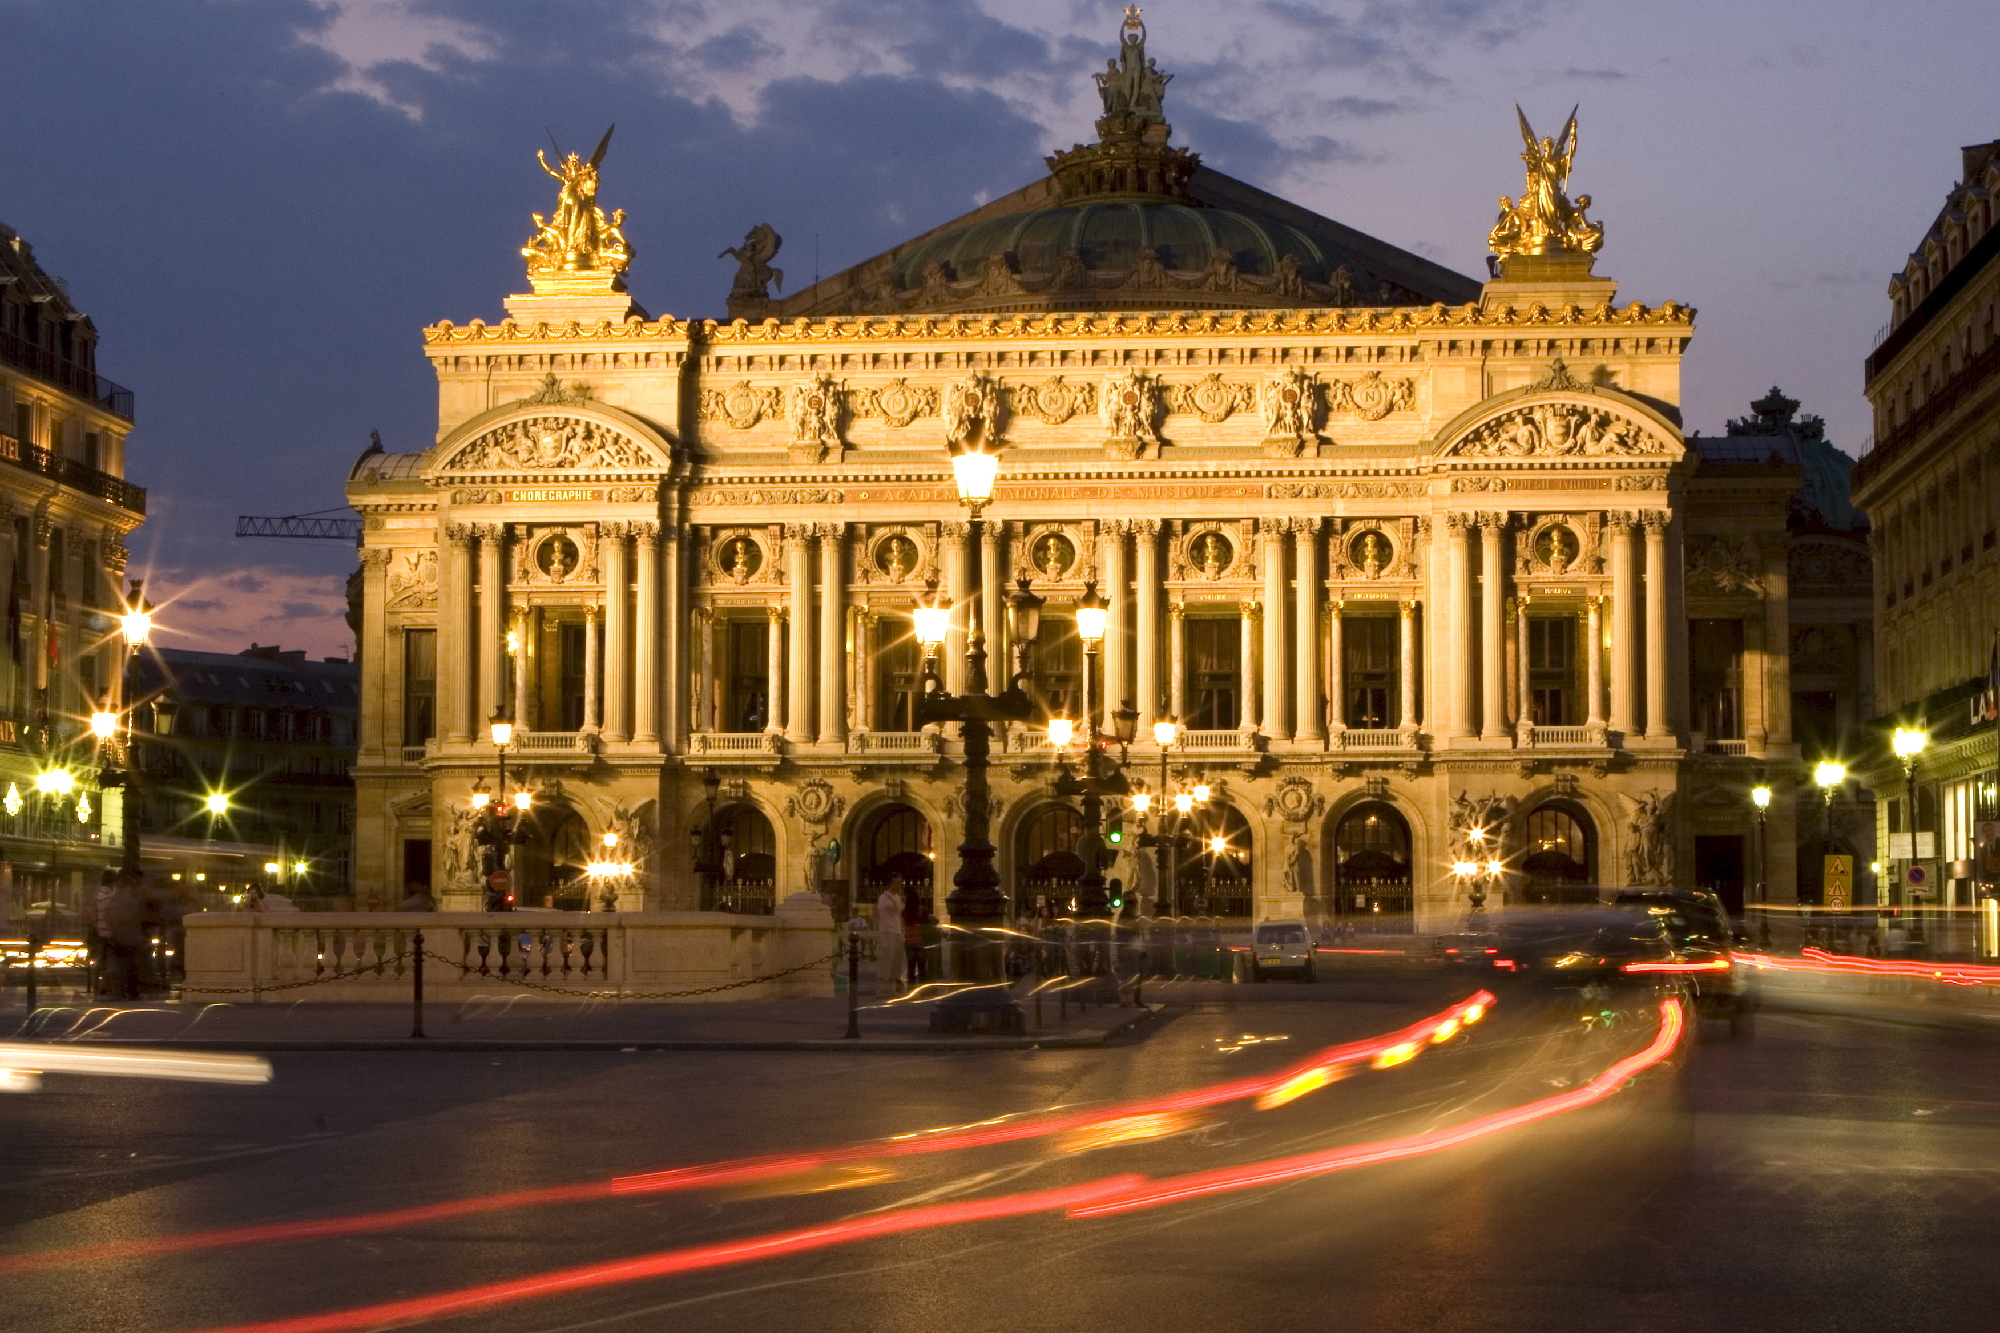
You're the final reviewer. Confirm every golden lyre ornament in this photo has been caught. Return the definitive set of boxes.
[1488,106,1604,259]
[523,126,633,277]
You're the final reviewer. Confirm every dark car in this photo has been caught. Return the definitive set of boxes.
[1612,888,1757,1036]
[1480,906,1680,987]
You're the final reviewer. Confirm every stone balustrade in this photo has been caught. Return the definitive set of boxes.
[182,894,837,1002]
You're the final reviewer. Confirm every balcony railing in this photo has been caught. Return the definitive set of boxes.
[400,745,428,764]
[1333,727,1412,749]
[1181,729,1255,751]
[1528,725,1595,747]
[1703,739,1749,756]
[0,328,134,419]
[0,432,146,513]
[689,731,780,754]
[852,730,937,754]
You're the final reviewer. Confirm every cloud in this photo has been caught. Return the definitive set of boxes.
[142,567,354,660]
[1557,67,1626,80]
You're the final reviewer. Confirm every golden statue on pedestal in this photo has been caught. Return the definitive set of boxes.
[1489,106,1604,259]
[523,126,632,278]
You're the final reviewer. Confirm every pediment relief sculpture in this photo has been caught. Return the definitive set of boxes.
[1685,535,1764,596]
[443,415,656,472]
[1448,401,1671,458]
[385,550,438,610]
[1789,539,1869,588]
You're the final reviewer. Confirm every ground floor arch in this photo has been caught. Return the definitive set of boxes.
[1329,801,1414,932]
[712,803,777,913]
[1517,802,1596,904]
[1176,803,1253,917]
[855,801,936,918]
[1012,802,1085,917]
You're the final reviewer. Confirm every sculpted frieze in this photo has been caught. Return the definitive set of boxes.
[1265,480,1422,500]
[789,374,843,464]
[1261,368,1321,457]
[1165,373,1255,424]
[1789,539,1870,588]
[848,378,937,428]
[696,487,846,506]
[1684,535,1764,596]
[445,415,654,472]
[1100,370,1162,459]
[1449,402,1671,458]
[698,381,784,429]
[1009,375,1096,425]
[1325,371,1415,421]
[386,549,439,609]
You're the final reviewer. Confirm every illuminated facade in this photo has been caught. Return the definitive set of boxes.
[347,19,1816,928]
[0,219,145,930]
[1853,138,2000,912]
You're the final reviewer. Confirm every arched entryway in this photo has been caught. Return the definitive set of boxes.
[1519,803,1596,904]
[1013,803,1085,917]
[517,803,589,910]
[715,805,777,914]
[1177,804,1253,918]
[1331,802,1413,932]
[857,803,936,918]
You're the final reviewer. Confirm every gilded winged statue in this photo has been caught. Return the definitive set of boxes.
[523,125,632,276]
[1489,106,1604,259]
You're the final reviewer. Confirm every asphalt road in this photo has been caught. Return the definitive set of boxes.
[5,976,2000,1333]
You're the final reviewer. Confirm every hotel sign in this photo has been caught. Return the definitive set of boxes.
[507,488,602,504]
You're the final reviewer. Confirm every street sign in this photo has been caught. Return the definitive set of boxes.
[487,870,513,892]
[1888,833,1937,859]
[1824,855,1852,909]
[1906,863,1928,890]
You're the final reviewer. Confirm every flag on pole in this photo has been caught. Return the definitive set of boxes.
[1984,630,2000,722]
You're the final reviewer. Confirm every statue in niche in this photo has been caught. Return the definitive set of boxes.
[1536,526,1579,574]
[1197,532,1231,577]
[538,534,580,580]
[1035,533,1075,578]
[877,535,917,580]
[1355,532,1390,578]
[725,537,761,582]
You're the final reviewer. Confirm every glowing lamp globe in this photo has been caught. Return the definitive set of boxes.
[1046,717,1074,748]
[1892,728,1927,761]
[949,447,999,507]
[1813,760,1847,791]
[1153,718,1180,748]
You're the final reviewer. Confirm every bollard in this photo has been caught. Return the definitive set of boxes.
[409,929,427,1039]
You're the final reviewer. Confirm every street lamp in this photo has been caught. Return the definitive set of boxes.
[690,767,726,910]
[1893,725,1928,935]
[472,706,531,910]
[1750,782,1772,946]
[1811,760,1846,928]
[917,440,1038,1035]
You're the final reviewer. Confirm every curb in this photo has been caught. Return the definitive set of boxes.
[1761,992,2000,1036]
[30,1004,1169,1054]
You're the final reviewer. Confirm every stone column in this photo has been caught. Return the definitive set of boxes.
[1102,520,1127,723]
[856,609,876,730]
[602,524,631,743]
[1479,515,1505,741]
[1169,602,1189,722]
[511,606,533,731]
[476,525,506,730]
[1585,595,1605,728]
[1643,511,1670,740]
[980,521,1004,686]
[583,603,601,731]
[1134,520,1160,726]
[1326,600,1344,734]
[940,521,969,696]
[1292,518,1323,741]
[1261,518,1288,739]
[785,524,813,741]
[662,521,683,749]
[1398,599,1417,730]
[1447,514,1475,740]
[633,522,660,745]
[1610,513,1639,738]
[358,549,390,758]
[1514,594,1531,733]
[765,606,785,733]
[817,523,846,744]
[1236,602,1256,730]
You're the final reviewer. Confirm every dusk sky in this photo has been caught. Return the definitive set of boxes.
[3,0,1995,658]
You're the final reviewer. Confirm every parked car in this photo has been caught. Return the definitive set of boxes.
[1250,918,1316,983]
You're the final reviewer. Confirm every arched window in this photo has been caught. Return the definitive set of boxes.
[1331,802,1412,931]
[858,804,935,912]
[1014,804,1084,914]
[1178,804,1253,918]
[1520,804,1595,902]
[717,806,777,914]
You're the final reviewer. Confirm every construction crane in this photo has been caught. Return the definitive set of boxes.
[234,509,364,543]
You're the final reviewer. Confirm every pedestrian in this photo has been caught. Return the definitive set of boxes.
[874,885,906,996]
[903,905,927,984]
[102,873,148,1001]
[1885,919,1910,957]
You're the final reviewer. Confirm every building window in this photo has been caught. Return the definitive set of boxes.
[1527,616,1576,725]
[1688,619,1744,740]
[401,629,436,745]
[83,432,100,471]
[1186,616,1240,730]
[722,618,769,732]
[556,620,588,729]
[1342,616,1398,729]
[872,615,920,732]
[1036,615,1084,722]
[1792,690,1837,760]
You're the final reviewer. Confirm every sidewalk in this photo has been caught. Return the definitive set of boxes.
[1758,970,2000,1036]
[7,981,1165,1052]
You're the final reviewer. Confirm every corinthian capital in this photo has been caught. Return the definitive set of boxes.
[1287,515,1321,537]
[1444,512,1471,535]
[1258,516,1288,537]
[1639,509,1671,535]
[445,523,477,546]
[359,548,392,571]
[938,520,970,541]
[783,522,813,544]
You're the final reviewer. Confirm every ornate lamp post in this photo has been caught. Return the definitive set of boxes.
[1750,782,1772,947]
[1811,759,1847,945]
[473,707,532,910]
[914,441,1038,1033]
